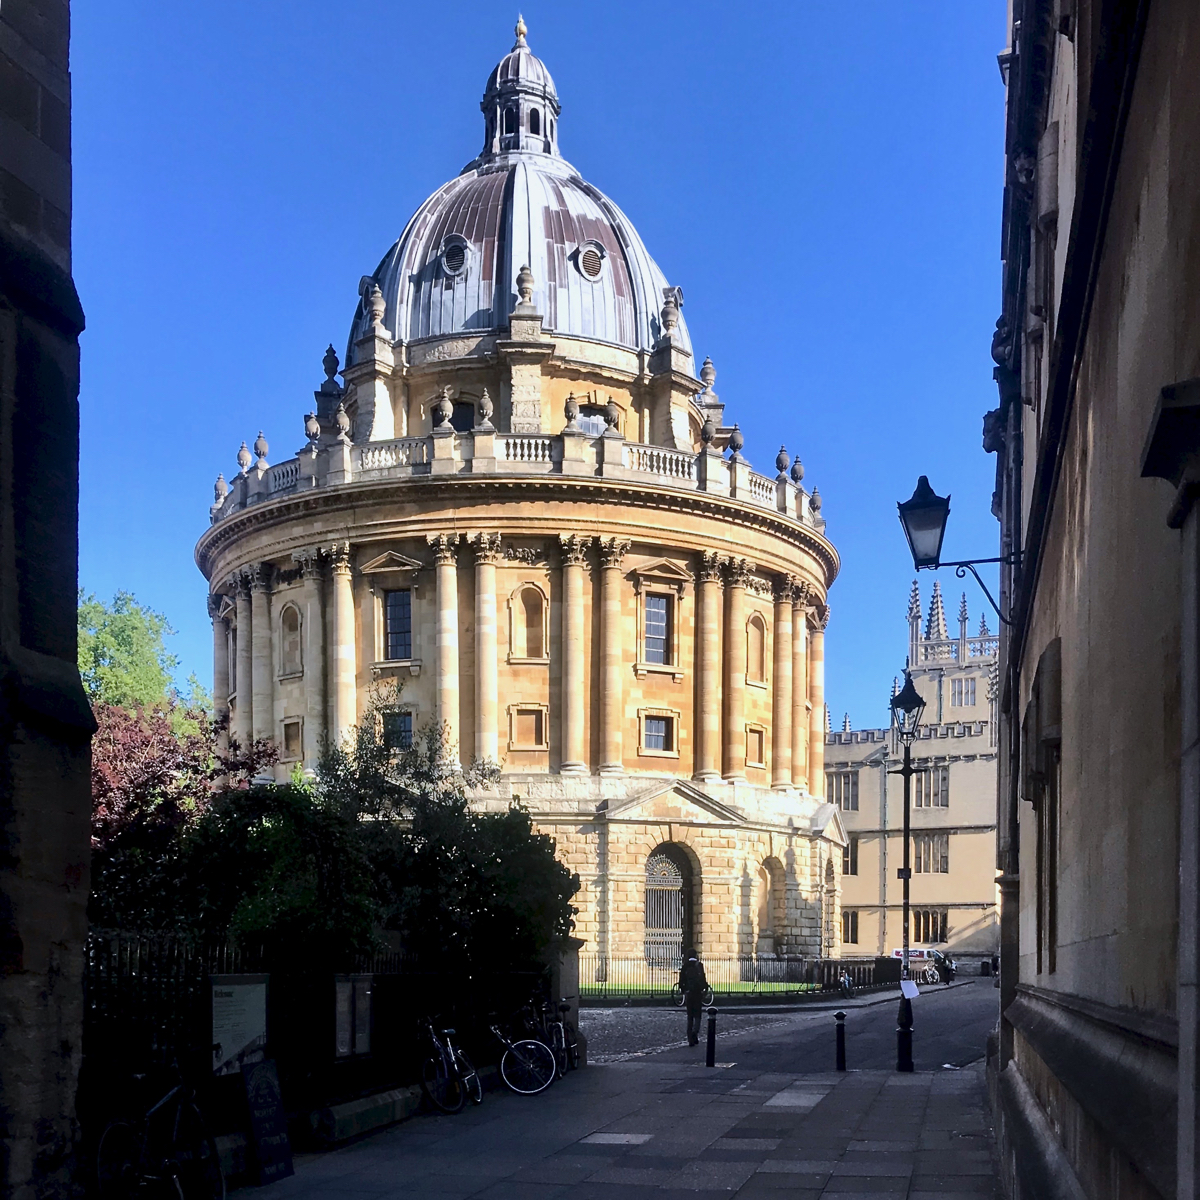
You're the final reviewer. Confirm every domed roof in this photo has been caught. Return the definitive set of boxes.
[348,20,692,364]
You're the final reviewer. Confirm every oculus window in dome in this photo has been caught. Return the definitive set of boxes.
[347,18,691,364]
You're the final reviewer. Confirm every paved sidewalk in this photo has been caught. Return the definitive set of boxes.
[260,1059,999,1198]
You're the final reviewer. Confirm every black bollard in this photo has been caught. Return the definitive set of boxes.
[834,1010,846,1072]
[705,1007,717,1068]
[896,996,914,1073]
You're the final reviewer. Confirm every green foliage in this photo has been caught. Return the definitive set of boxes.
[78,590,180,710]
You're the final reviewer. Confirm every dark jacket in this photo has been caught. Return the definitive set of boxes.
[679,958,707,997]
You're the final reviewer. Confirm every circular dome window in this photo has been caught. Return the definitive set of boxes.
[442,238,468,277]
[579,247,603,279]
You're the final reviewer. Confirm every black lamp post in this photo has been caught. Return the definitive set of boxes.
[897,476,1016,624]
[888,672,926,1073]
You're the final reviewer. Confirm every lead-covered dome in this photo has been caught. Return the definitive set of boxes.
[348,19,692,364]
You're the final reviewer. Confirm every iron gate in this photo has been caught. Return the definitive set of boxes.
[644,849,685,965]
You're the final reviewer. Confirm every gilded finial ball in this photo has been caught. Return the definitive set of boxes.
[790,454,805,483]
[700,414,716,445]
[515,13,527,40]
[776,446,790,474]
[253,431,269,462]
[323,344,339,382]
[728,423,745,456]
[305,412,321,442]
[236,441,252,474]
[335,402,350,437]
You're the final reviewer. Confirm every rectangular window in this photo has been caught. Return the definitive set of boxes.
[913,833,949,874]
[384,589,412,660]
[644,594,671,665]
[512,708,546,749]
[842,836,859,876]
[645,716,674,752]
[914,765,949,808]
[912,909,948,944]
[746,726,765,766]
[842,910,859,945]
[382,711,413,751]
[282,718,302,760]
[827,769,859,811]
[950,678,977,707]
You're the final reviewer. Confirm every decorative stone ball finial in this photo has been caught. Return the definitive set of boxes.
[603,398,621,431]
[367,283,386,328]
[478,388,494,429]
[660,287,680,334]
[435,384,454,430]
[334,402,351,439]
[323,344,339,382]
[253,431,269,465]
[810,486,823,515]
[776,445,790,476]
[700,356,716,391]
[305,412,321,443]
[700,414,716,446]
[213,473,228,504]
[236,441,252,475]
[564,393,579,430]
[790,454,805,483]
[728,423,745,457]
[516,263,535,306]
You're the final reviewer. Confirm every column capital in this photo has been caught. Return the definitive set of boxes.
[560,533,592,566]
[598,537,631,569]
[471,532,502,563]
[427,532,460,565]
[326,541,353,575]
[808,603,831,631]
[725,556,753,589]
[792,579,812,608]
[698,550,724,583]
[247,563,273,594]
[774,573,800,604]
[207,593,226,622]
[292,547,325,579]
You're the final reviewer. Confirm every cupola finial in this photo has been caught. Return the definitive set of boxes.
[514,13,527,45]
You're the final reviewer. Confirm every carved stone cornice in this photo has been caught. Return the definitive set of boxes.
[598,537,631,569]
[698,550,724,583]
[472,532,502,564]
[560,534,591,566]
[427,532,460,565]
[326,541,353,575]
[725,557,753,589]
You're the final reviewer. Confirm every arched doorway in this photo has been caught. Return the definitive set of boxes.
[644,844,693,965]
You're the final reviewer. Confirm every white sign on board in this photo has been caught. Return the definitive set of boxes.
[212,975,268,1076]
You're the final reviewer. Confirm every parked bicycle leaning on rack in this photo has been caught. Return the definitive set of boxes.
[418,1015,482,1114]
[489,1014,558,1095]
[541,998,581,1077]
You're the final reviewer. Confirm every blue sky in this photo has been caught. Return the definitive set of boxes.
[73,1,1006,728]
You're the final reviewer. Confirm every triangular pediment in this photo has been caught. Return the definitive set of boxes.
[603,780,745,826]
[809,803,848,847]
[628,558,693,592]
[361,551,424,575]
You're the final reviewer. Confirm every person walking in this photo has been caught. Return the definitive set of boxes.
[679,949,708,1046]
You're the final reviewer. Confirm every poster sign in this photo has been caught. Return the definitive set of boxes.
[241,1059,293,1184]
[900,979,920,999]
[211,974,268,1076]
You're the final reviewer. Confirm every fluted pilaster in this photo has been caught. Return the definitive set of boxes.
[429,533,461,763]
[560,535,590,773]
[792,581,810,789]
[473,533,501,763]
[208,594,230,756]
[599,537,630,774]
[233,574,253,750]
[772,576,794,788]
[723,557,751,781]
[294,548,326,765]
[695,551,723,781]
[328,542,357,746]
[248,564,274,744]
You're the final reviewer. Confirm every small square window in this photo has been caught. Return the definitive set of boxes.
[382,711,413,751]
[645,716,672,751]
[282,719,302,760]
[644,594,671,665]
[746,727,765,766]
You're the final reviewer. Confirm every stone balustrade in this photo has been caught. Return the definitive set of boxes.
[210,428,821,528]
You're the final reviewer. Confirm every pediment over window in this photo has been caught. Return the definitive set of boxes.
[361,551,424,578]
[602,780,745,826]
[627,558,693,595]
[808,803,849,847]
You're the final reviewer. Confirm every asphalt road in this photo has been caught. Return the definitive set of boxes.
[581,979,999,1071]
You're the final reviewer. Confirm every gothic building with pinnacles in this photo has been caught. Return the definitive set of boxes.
[826,581,1000,968]
[195,21,848,966]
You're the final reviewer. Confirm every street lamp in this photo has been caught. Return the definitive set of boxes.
[896,476,1016,624]
[889,672,926,1073]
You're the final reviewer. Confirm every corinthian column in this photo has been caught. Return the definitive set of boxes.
[723,558,751,781]
[772,576,794,788]
[208,594,230,753]
[792,581,810,789]
[560,535,590,773]
[473,533,501,763]
[599,537,630,775]
[249,563,274,744]
[233,573,253,750]
[294,548,326,766]
[429,534,461,763]
[695,552,723,781]
[328,542,357,746]
[808,607,828,799]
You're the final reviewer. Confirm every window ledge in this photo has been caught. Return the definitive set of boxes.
[278,671,304,682]
[746,760,767,770]
[507,743,549,752]
[638,747,680,759]
[372,659,422,677]
[745,678,769,691]
[634,662,685,682]
[508,656,550,666]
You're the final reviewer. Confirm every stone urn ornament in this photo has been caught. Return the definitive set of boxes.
[603,397,621,432]
[700,414,716,446]
[322,344,340,384]
[236,441,252,475]
[334,402,351,440]
[776,445,790,476]
[564,393,580,431]
[791,455,805,484]
[213,473,228,504]
[810,486,823,515]
[434,385,454,430]
[516,263,535,307]
[304,412,321,444]
[478,388,494,429]
[728,423,745,458]
[253,431,269,466]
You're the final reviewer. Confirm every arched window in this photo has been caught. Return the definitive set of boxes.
[529,107,541,135]
[645,845,693,965]
[280,605,302,675]
[747,614,766,682]
[578,406,607,436]
[520,587,544,658]
[451,401,475,432]
[503,107,516,135]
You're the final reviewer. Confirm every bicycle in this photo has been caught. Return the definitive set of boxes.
[95,1067,225,1200]
[541,999,580,1077]
[671,982,714,1008]
[489,1017,557,1095]
[418,1016,482,1114]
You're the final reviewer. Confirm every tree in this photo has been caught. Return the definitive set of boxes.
[78,590,180,710]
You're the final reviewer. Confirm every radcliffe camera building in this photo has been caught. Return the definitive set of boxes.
[827,581,999,968]
[195,23,849,964]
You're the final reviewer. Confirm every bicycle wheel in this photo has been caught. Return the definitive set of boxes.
[549,1023,568,1077]
[422,1053,465,1113]
[499,1039,557,1095]
[564,1024,580,1070]
[455,1049,483,1105]
[671,984,685,1008]
[170,1104,225,1200]
[96,1121,141,1200]
[703,985,714,1006]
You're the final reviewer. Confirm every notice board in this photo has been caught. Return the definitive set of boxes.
[242,1059,293,1184]
[211,974,267,1076]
